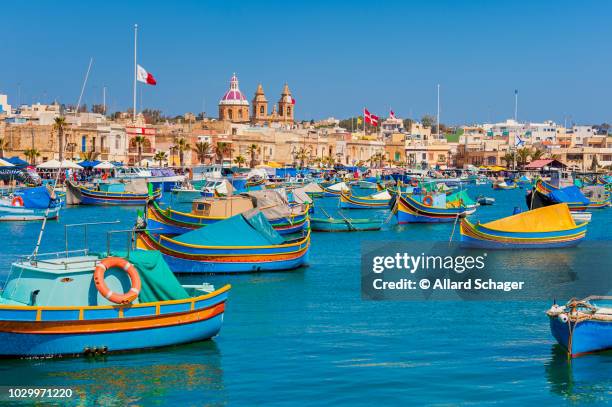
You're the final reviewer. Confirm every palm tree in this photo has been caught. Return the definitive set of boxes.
[246,144,259,168]
[295,147,310,168]
[54,117,66,160]
[79,150,100,162]
[215,142,231,164]
[192,141,211,164]
[502,151,516,168]
[233,155,246,168]
[154,151,168,167]
[530,148,545,161]
[591,155,599,171]
[133,136,146,166]
[23,148,40,165]
[516,147,531,169]
[0,138,9,158]
[173,137,191,168]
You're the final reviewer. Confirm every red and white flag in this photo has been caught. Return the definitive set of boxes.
[364,108,379,126]
[137,64,157,85]
[389,109,396,119]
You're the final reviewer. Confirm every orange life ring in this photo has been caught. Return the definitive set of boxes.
[423,194,434,206]
[410,180,418,187]
[11,196,24,207]
[94,257,142,304]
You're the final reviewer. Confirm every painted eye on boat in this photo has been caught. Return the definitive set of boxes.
[60,277,74,283]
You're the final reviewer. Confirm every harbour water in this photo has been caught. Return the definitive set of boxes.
[0,186,610,405]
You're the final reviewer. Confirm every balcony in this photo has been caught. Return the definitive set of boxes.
[128,147,154,154]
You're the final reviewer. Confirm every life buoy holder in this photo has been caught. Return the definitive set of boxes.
[94,257,142,304]
[423,195,434,207]
[11,196,24,207]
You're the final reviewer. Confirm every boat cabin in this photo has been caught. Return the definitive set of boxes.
[192,196,254,217]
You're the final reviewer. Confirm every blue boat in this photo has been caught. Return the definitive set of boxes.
[0,240,229,357]
[396,191,476,223]
[547,296,612,357]
[66,180,161,205]
[0,186,62,221]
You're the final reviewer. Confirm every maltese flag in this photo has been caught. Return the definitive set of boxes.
[389,109,396,119]
[137,64,157,85]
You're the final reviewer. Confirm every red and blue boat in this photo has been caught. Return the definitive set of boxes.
[0,249,229,357]
[460,203,587,249]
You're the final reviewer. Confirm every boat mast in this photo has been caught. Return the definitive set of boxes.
[436,84,440,139]
[133,24,138,122]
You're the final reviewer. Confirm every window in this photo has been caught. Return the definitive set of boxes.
[287,107,291,116]
[260,106,264,115]
[81,135,86,152]
[238,109,243,119]
[115,135,121,150]
[279,106,283,116]
[228,110,233,120]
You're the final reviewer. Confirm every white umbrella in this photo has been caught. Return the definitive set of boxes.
[0,158,15,167]
[37,159,62,169]
[37,159,83,170]
[94,161,115,170]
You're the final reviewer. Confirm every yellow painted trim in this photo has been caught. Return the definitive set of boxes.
[158,229,311,250]
[0,284,231,312]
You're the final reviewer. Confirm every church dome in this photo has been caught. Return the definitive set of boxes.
[219,74,249,106]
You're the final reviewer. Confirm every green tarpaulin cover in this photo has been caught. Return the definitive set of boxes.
[173,210,285,246]
[104,250,189,303]
[447,190,476,206]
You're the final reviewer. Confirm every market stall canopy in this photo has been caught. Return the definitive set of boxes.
[0,158,15,167]
[94,161,116,170]
[37,159,84,170]
[78,160,101,168]
[5,157,28,167]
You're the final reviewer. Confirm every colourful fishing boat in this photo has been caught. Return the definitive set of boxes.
[146,195,309,236]
[137,210,310,273]
[310,217,382,232]
[339,190,392,209]
[66,180,161,205]
[492,180,517,190]
[460,203,587,249]
[322,182,349,197]
[395,191,476,223]
[547,296,612,357]
[0,186,62,221]
[0,247,229,357]
[535,180,609,210]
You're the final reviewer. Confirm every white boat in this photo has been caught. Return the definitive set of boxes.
[171,181,203,203]
[0,187,62,221]
[112,167,185,184]
[192,165,224,182]
[570,212,592,222]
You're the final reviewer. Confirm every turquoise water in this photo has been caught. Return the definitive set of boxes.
[0,186,610,406]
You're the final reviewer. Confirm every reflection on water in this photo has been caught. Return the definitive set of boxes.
[0,340,225,405]
[545,345,612,403]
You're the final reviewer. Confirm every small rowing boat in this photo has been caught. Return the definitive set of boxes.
[0,186,62,221]
[395,192,477,223]
[547,296,612,357]
[476,195,495,205]
[322,182,349,197]
[339,190,392,209]
[310,217,382,232]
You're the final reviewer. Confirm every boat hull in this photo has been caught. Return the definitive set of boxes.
[136,232,310,274]
[310,218,382,232]
[549,317,612,357]
[0,205,61,221]
[396,195,476,223]
[0,286,229,357]
[68,183,162,205]
[339,192,391,209]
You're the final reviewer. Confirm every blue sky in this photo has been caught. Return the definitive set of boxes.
[1,0,611,124]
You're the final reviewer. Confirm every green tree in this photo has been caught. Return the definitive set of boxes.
[154,151,168,167]
[530,148,545,161]
[0,138,9,158]
[173,137,191,168]
[516,147,531,169]
[246,144,259,168]
[133,136,146,165]
[24,148,40,165]
[79,150,100,162]
[215,142,231,164]
[233,155,246,167]
[502,151,516,168]
[192,141,211,164]
[591,155,599,171]
[421,114,436,129]
[54,117,66,161]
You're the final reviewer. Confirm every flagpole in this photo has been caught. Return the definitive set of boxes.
[436,84,440,139]
[133,23,138,122]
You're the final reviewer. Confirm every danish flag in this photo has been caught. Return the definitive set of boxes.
[364,108,379,126]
